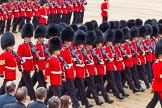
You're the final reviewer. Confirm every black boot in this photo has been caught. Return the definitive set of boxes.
[122,92,130,97]
[96,100,104,105]
[85,103,93,108]
[105,97,114,104]
[116,94,125,100]
[133,88,140,93]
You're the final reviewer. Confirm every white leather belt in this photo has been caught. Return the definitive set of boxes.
[14,10,19,12]
[39,57,45,60]
[5,66,16,70]
[86,62,94,65]
[26,9,32,11]
[22,56,33,60]
[76,64,85,67]
[51,71,62,74]
[8,11,12,12]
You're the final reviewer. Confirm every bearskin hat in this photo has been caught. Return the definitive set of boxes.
[145,24,153,36]
[40,0,47,6]
[130,26,139,38]
[90,20,98,30]
[46,23,59,39]
[99,21,110,33]
[152,19,158,26]
[84,21,94,31]
[1,32,15,50]
[61,26,74,42]
[104,29,115,42]
[139,26,147,37]
[48,37,62,53]
[95,29,104,44]
[86,31,97,45]
[158,19,162,24]
[78,25,88,33]
[136,18,143,27]
[152,25,159,36]
[109,21,115,29]
[1,0,8,3]
[58,22,68,32]
[70,24,78,32]
[122,27,131,39]
[114,21,120,29]
[155,38,162,58]
[144,19,153,25]
[73,30,86,45]
[34,25,46,39]
[158,24,162,35]
[114,29,123,43]
[21,23,33,38]
[120,20,127,29]
[127,19,136,28]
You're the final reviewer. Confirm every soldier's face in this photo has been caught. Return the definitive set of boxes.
[146,35,150,39]
[24,37,31,42]
[78,44,84,49]
[64,41,71,46]
[96,43,102,48]
[106,41,112,46]
[6,45,14,52]
[37,37,44,43]
[86,44,92,49]
[55,50,60,56]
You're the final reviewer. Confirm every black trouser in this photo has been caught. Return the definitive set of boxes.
[95,75,111,101]
[31,70,46,88]
[80,11,84,24]
[6,19,11,32]
[56,14,61,24]
[18,71,36,100]
[86,76,101,103]
[67,12,72,24]
[12,18,19,32]
[53,14,57,23]
[146,92,162,108]
[0,79,12,95]
[18,16,25,31]
[45,85,61,104]
[106,71,120,96]
[26,17,31,23]
[72,11,79,24]
[131,65,142,89]
[0,20,5,34]
[32,16,39,29]
[66,78,80,108]
[146,62,153,83]
[75,78,89,106]
[61,13,67,23]
[48,14,52,24]
[102,16,108,22]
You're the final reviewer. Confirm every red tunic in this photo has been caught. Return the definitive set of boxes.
[113,46,125,71]
[19,2,26,17]
[17,42,34,71]
[103,46,115,71]
[0,51,17,80]
[45,56,62,85]
[137,41,146,64]
[93,48,106,75]
[152,59,162,92]
[151,39,156,60]
[12,2,20,18]
[60,46,75,79]
[32,1,39,16]
[121,43,133,67]
[143,39,152,62]
[74,49,85,78]
[25,2,33,17]
[56,0,62,13]
[130,41,139,65]
[33,43,45,71]
[1,5,7,21]
[101,2,109,16]
[6,3,13,19]
[39,6,47,25]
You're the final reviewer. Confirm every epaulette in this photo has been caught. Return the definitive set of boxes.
[0,60,5,65]
[155,59,159,63]
[61,47,65,51]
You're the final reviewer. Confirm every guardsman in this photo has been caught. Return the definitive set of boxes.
[1,1,7,34]
[0,32,16,95]
[31,25,47,88]
[5,0,13,32]
[18,0,26,32]
[12,0,20,33]
[55,0,62,23]
[136,26,150,89]
[25,0,33,23]
[94,29,114,103]
[130,26,145,92]
[121,27,140,93]
[79,0,87,23]
[17,23,36,101]
[65,0,73,24]
[103,29,124,99]
[39,0,48,25]
[85,31,104,105]
[60,27,81,108]
[61,0,67,23]
[31,0,39,29]
[45,37,63,101]
[48,0,56,24]
[113,29,130,97]
[146,39,162,108]
[73,30,93,108]
[101,0,109,22]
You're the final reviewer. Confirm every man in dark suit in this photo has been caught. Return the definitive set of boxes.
[0,81,16,108]
[27,87,47,108]
[3,87,27,108]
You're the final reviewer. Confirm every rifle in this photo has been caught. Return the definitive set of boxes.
[125,41,138,57]
[23,1,28,10]
[90,49,102,63]
[119,46,129,59]
[69,46,81,64]
[136,40,144,55]
[58,55,69,70]
[142,40,152,54]
[110,46,119,60]
[100,47,110,62]
[9,2,16,10]
[29,42,40,60]
[53,0,59,7]
[148,39,155,53]
[12,51,25,64]
[64,0,72,7]
[42,42,51,59]
[81,48,92,64]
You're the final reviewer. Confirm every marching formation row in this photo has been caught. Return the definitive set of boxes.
[1,18,162,108]
[0,0,87,34]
